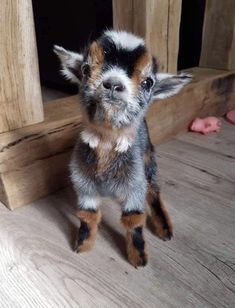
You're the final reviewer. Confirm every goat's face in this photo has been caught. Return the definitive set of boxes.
[55,30,191,128]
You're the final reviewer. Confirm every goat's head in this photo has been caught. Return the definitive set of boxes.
[54,30,191,128]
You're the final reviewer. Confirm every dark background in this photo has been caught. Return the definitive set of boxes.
[32,0,205,95]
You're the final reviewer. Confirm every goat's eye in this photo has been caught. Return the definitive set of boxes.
[141,77,154,90]
[81,63,90,76]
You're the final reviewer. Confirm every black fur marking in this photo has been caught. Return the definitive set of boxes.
[77,142,97,173]
[145,159,157,183]
[132,227,147,266]
[99,36,146,77]
[144,143,157,183]
[153,82,174,97]
[75,221,90,249]
[141,120,158,184]
[152,57,158,74]
[122,210,143,216]
[151,198,169,230]
[86,99,98,121]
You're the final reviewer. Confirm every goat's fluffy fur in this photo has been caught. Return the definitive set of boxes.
[54,30,191,267]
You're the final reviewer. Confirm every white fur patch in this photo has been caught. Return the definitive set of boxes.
[101,67,136,112]
[115,136,132,152]
[79,195,100,210]
[104,30,144,51]
[80,130,100,148]
[102,67,133,94]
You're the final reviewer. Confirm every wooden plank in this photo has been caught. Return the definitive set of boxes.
[0,122,235,306]
[136,0,182,73]
[200,0,235,70]
[0,68,235,209]
[112,0,133,32]
[0,0,43,133]
[112,0,182,73]
[133,0,182,73]
[177,119,235,158]
[0,96,81,210]
[0,96,81,174]
[1,152,71,210]
[158,139,235,200]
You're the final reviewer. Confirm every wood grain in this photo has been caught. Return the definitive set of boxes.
[0,0,43,133]
[112,0,133,32]
[0,121,234,307]
[0,96,81,210]
[200,0,235,70]
[142,0,182,72]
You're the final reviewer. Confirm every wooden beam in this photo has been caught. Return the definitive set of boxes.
[113,0,182,73]
[200,0,235,70]
[0,68,235,210]
[0,0,43,133]
[136,0,182,73]
[0,96,81,210]
[112,0,133,32]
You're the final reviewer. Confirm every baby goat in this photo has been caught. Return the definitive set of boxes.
[54,30,191,267]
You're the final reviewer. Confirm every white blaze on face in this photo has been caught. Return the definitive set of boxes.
[102,67,134,97]
[101,67,141,126]
[104,30,144,51]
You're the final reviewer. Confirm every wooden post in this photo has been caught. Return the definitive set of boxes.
[113,0,182,73]
[112,0,133,32]
[200,0,235,70]
[0,0,44,133]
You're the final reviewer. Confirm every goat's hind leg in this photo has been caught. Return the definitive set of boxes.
[145,144,173,241]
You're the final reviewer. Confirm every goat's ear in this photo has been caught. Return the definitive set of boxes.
[54,45,84,83]
[152,73,192,100]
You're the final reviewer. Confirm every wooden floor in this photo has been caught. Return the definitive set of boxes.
[0,119,234,308]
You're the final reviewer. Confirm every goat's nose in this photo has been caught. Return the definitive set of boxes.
[103,79,125,92]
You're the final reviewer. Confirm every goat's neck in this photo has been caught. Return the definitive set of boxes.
[80,120,138,153]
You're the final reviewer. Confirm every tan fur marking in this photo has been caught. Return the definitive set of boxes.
[147,189,173,240]
[75,210,101,252]
[88,41,104,86]
[95,145,117,175]
[122,213,146,231]
[131,52,152,92]
[80,118,138,175]
[121,213,147,267]
[89,41,104,64]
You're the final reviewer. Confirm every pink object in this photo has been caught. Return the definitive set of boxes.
[190,117,222,134]
[226,109,235,125]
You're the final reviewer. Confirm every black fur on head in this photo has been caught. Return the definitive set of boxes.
[54,30,192,128]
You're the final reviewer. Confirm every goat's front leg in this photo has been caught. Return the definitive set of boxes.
[120,191,147,267]
[74,195,101,253]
